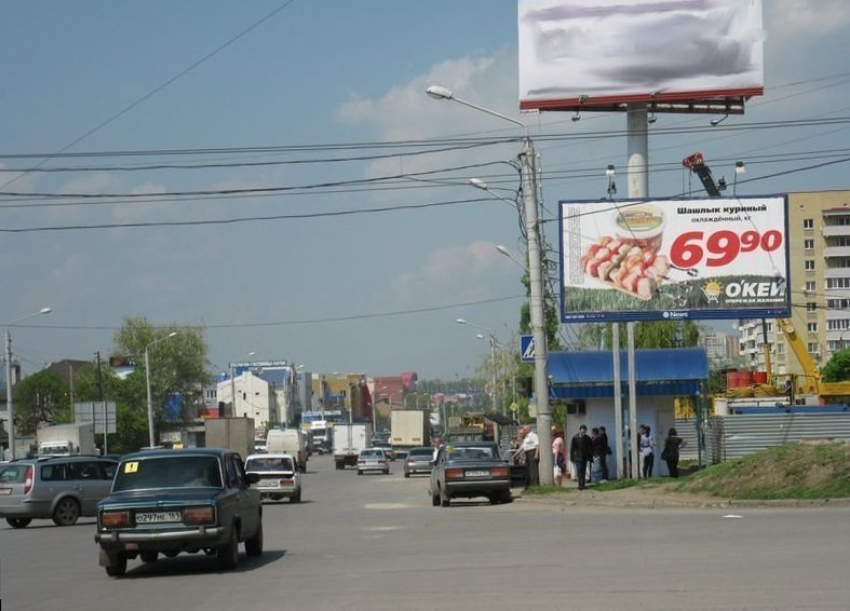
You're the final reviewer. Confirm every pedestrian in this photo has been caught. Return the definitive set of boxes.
[639,424,655,478]
[591,427,607,483]
[513,425,539,488]
[569,425,594,490]
[599,425,611,481]
[552,428,566,486]
[662,427,686,478]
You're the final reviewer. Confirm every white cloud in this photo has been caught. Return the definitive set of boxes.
[391,239,513,303]
[767,1,850,35]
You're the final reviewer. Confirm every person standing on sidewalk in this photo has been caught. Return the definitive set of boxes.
[569,425,594,490]
[662,427,685,478]
[599,425,611,481]
[514,425,539,488]
[552,428,566,486]
[639,424,655,478]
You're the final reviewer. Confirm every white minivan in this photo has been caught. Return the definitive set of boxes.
[266,429,308,472]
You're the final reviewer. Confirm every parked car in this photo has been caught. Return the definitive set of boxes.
[429,441,511,507]
[372,441,396,461]
[357,448,390,475]
[95,448,263,577]
[244,453,302,503]
[0,456,118,528]
[403,446,435,477]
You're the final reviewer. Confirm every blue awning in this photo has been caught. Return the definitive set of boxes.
[548,348,708,398]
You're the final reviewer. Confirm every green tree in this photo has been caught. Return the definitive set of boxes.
[13,370,73,434]
[577,321,704,350]
[822,349,850,383]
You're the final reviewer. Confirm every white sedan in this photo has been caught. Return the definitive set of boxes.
[244,453,302,503]
[357,448,390,475]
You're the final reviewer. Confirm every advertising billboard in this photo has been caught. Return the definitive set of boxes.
[560,196,790,322]
[518,0,764,111]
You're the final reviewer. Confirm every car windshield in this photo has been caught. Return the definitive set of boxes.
[245,457,294,472]
[360,450,384,458]
[113,456,223,491]
[0,464,29,483]
[446,446,499,461]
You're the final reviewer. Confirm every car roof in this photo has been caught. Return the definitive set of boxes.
[442,441,498,448]
[245,453,294,460]
[120,448,231,460]
[11,455,116,464]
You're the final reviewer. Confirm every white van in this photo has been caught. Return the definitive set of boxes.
[266,429,308,472]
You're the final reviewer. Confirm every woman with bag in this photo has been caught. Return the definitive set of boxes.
[662,427,685,478]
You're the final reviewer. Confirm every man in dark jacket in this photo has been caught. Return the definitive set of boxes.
[598,425,611,481]
[569,425,594,490]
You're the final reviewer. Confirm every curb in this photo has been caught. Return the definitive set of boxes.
[513,491,850,510]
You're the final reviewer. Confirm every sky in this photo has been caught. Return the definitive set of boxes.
[2,0,850,382]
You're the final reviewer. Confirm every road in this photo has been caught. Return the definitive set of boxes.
[2,453,849,610]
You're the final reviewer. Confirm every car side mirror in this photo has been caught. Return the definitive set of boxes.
[246,472,260,485]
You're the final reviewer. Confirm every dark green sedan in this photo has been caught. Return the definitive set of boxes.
[95,448,263,577]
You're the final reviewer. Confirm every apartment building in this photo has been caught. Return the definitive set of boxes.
[739,190,850,375]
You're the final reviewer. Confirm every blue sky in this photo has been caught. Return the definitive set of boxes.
[2,0,850,381]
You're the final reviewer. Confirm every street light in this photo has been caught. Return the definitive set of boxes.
[456,319,501,415]
[431,84,553,485]
[4,307,52,459]
[144,331,177,448]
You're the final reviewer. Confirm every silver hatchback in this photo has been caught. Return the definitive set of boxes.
[0,456,118,528]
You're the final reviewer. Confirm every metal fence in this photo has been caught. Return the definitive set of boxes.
[675,413,850,465]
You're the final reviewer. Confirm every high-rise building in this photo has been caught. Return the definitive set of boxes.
[739,190,850,376]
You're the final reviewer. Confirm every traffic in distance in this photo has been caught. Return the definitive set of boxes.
[0,416,519,579]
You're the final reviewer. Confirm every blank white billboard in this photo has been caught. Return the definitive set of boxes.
[519,0,764,110]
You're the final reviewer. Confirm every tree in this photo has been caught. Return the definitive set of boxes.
[110,317,210,449]
[577,320,705,350]
[12,370,73,435]
[822,349,850,383]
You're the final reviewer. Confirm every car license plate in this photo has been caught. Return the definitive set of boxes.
[135,511,183,523]
[0,488,11,495]
[465,470,490,477]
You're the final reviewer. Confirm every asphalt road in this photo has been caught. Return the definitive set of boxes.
[2,453,849,611]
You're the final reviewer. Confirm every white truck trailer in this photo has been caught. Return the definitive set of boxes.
[390,410,430,453]
[37,423,97,457]
[333,422,372,470]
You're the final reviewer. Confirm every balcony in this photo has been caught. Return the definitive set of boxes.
[822,225,850,238]
[823,246,850,258]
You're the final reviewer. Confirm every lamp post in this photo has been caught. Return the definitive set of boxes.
[4,307,52,460]
[428,84,552,485]
[455,318,500,415]
[144,331,177,449]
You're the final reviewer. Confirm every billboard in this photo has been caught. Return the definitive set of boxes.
[559,196,790,322]
[518,0,764,111]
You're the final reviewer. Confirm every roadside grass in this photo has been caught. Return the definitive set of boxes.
[523,441,850,500]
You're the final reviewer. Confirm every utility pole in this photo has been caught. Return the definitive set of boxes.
[520,139,554,486]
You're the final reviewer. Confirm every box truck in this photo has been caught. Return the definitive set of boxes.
[37,423,97,457]
[266,428,308,472]
[390,410,430,452]
[333,422,372,470]
[204,417,255,461]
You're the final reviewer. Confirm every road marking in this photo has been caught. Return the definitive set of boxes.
[363,526,400,531]
[363,502,412,510]
[722,514,744,519]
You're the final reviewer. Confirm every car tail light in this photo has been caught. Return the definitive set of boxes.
[406,458,415,464]
[183,507,215,525]
[101,511,131,528]
[490,466,509,478]
[23,465,34,495]
[280,479,293,485]
[446,468,465,480]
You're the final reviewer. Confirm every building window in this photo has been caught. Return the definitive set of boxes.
[807,302,818,312]
[808,342,820,355]
[803,219,814,230]
[804,239,815,250]
[777,344,785,355]
[807,322,818,333]
[839,216,850,226]
[827,278,850,289]
[805,260,816,271]
[805,281,817,293]
[828,298,850,309]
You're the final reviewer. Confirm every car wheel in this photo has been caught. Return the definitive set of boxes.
[431,489,440,507]
[52,497,81,526]
[357,470,362,475]
[500,490,513,504]
[383,469,389,475]
[139,552,158,563]
[488,494,500,505]
[6,517,32,529]
[244,517,263,557]
[404,471,410,478]
[102,549,127,577]
[295,489,302,503]
[440,486,451,508]
[217,526,240,570]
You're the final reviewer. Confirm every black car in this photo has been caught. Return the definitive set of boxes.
[95,448,263,577]
[429,441,511,507]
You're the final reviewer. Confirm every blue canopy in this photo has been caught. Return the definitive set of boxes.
[548,348,708,398]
